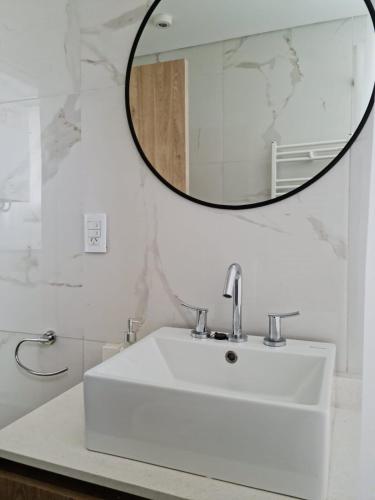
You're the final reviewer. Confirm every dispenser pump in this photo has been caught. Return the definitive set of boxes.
[126,318,142,345]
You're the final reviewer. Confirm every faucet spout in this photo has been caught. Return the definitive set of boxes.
[223,263,247,343]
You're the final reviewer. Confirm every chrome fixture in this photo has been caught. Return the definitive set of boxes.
[15,331,68,377]
[264,311,300,347]
[225,350,238,364]
[127,318,143,345]
[181,302,210,339]
[223,263,247,343]
[0,201,12,212]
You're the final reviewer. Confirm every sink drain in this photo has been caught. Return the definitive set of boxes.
[225,351,238,364]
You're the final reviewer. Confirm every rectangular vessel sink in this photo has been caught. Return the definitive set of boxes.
[84,327,335,500]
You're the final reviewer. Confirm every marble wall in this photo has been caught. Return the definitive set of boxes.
[0,0,83,426]
[0,0,372,425]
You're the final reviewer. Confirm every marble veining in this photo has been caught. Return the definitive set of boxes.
[0,272,82,290]
[102,5,149,31]
[80,2,150,89]
[0,248,82,289]
[46,281,83,288]
[134,249,150,321]
[262,30,304,149]
[224,27,304,153]
[223,37,246,65]
[307,216,347,260]
[283,30,304,87]
[232,214,290,235]
[81,4,149,35]
[81,41,124,86]
[42,95,81,183]
[0,101,34,203]
[134,203,191,328]
[150,211,191,324]
[224,42,276,112]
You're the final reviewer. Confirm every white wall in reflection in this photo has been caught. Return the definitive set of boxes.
[135,15,373,205]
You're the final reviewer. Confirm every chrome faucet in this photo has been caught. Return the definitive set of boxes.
[223,263,247,343]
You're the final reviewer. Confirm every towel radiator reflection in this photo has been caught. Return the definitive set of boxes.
[15,330,69,377]
[271,139,348,198]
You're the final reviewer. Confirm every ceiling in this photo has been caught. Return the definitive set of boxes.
[136,0,370,56]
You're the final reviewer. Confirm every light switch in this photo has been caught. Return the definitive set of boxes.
[84,213,107,253]
[87,221,101,230]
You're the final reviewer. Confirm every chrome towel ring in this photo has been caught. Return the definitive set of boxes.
[15,330,69,377]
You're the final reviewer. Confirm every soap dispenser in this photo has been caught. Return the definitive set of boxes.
[125,318,142,347]
[102,318,143,361]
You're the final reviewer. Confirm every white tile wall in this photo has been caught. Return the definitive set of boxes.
[0,0,372,430]
[78,1,374,375]
[0,0,80,102]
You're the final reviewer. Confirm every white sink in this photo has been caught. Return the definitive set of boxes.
[84,327,335,500]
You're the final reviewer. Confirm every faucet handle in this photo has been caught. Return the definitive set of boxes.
[268,311,300,319]
[181,302,210,339]
[264,311,300,348]
[181,302,208,313]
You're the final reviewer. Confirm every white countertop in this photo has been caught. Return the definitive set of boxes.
[0,383,361,500]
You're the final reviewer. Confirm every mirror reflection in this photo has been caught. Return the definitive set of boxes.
[129,0,374,206]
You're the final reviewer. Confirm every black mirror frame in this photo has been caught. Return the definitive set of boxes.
[125,0,375,210]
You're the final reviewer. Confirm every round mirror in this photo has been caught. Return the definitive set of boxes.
[126,0,375,209]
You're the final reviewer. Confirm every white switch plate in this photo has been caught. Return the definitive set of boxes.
[84,213,107,253]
